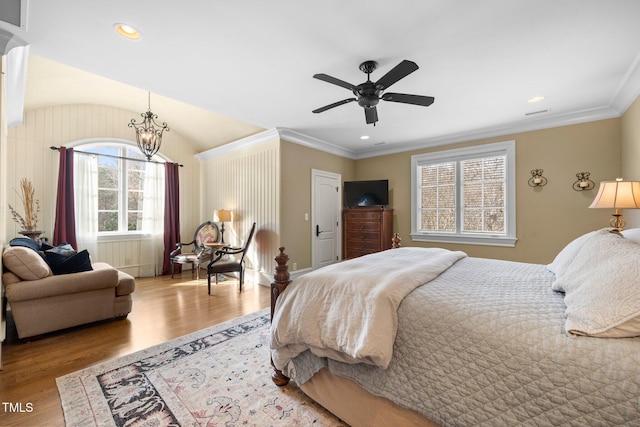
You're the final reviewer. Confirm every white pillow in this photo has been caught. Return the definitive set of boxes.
[621,228,640,243]
[557,229,640,337]
[547,230,598,290]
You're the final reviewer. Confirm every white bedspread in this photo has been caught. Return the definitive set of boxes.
[270,247,466,370]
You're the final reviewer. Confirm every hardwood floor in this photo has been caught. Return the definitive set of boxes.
[0,273,270,426]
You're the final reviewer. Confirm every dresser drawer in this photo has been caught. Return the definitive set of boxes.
[347,230,382,241]
[348,221,380,232]
[346,239,381,252]
[344,211,382,221]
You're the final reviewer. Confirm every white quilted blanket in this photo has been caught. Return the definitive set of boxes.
[270,247,466,370]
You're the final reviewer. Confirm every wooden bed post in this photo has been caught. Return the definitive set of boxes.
[271,247,291,386]
[391,232,402,248]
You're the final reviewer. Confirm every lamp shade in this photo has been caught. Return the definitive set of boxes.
[589,179,640,209]
[214,209,231,222]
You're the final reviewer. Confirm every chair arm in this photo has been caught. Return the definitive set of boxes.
[194,246,213,259]
[174,239,196,249]
[207,251,226,269]
[170,239,198,257]
[215,246,243,256]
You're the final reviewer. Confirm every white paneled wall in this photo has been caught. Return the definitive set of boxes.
[6,104,201,276]
[201,140,280,285]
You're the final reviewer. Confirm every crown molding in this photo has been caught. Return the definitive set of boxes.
[276,127,357,159]
[195,127,358,161]
[195,128,280,161]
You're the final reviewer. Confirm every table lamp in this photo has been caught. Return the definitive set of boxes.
[589,178,640,231]
[214,209,232,243]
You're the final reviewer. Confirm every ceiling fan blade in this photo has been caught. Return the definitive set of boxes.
[365,107,378,124]
[312,98,357,113]
[374,60,419,90]
[313,73,359,91]
[382,93,435,107]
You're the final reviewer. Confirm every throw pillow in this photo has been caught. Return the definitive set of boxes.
[2,246,52,280]
[44,249,93,275]
[44,242,76,255]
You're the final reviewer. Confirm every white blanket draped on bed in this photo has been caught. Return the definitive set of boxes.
[270,247,467,371]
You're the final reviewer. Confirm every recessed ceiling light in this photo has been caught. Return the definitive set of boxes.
[360,135,370,140]
[114,23,141,40]
[528,96,545,103]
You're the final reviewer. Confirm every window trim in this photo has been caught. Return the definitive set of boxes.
[410,140,517,247]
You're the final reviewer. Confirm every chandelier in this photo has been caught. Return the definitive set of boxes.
[129,92,170,161]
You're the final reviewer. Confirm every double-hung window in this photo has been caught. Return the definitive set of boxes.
[411,140,516,246]
[83,144,151,234]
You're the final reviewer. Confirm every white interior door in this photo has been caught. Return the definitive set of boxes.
[311,169,341,269]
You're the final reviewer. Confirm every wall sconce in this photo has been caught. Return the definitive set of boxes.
[528,169,547,187]
[573,172,594,191]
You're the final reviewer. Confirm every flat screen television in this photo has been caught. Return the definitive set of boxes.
[344,179,389,207]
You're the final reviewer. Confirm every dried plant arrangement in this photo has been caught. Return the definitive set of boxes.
[8,178,40,231]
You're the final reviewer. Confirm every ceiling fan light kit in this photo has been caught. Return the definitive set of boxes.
[312,59,435,125]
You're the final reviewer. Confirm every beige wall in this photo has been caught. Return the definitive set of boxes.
[621,95,640,227]
[280,140,356,270]
[5,104,201,275]
[354,118,621,264]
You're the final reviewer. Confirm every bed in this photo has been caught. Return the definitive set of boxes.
[269,228,640,426]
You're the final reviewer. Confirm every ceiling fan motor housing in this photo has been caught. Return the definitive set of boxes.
[356,80,381,108]
[358,94,379,108]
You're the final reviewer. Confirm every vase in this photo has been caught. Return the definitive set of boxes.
[19,230,44,243]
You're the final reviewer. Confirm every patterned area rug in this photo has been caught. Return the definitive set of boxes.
[56,309,346,426]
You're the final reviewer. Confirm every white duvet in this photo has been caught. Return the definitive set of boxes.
[270,247,466,371]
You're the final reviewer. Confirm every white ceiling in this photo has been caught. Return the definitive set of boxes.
[3,0,640,158]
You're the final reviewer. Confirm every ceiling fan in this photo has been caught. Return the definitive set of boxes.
[312,59,435,125]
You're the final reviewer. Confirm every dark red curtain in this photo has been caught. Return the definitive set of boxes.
[162,162,181,275]
[53,147,78,249]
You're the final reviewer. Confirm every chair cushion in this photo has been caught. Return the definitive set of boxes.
[208,258,242,273]
[2,246,52,281]
[173,252,211,263]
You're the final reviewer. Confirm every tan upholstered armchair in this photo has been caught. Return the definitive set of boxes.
[169,221,220,280]
[207,222,256,293]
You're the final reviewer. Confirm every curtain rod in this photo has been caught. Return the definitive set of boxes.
[49,146,183,167]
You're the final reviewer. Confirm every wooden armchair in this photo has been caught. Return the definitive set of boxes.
[169,221,220,280]
[207,222,256,293]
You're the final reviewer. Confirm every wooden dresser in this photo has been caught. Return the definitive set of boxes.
[343,208,394,259]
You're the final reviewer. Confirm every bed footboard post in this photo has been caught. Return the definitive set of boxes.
[392,232,402,248]
[271,247,291,386]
